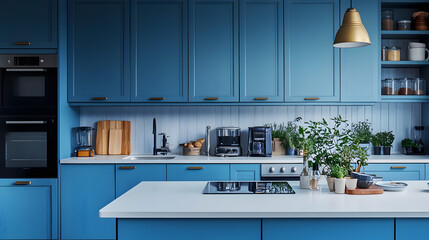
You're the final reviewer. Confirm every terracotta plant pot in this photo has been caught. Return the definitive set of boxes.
[271,138,286,156]
[345,177,358,190]
[326,177,336,192]
[334,178,346,194]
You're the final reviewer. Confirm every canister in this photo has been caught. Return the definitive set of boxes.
[414,78,425,95]
[382,78,398,95]
[397,20,411,30]
[398,78,414,95]
[387,47,401,61]
[382,10,394,30]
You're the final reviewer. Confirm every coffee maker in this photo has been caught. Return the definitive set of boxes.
[248,127,272,157]
[215,127,242,157]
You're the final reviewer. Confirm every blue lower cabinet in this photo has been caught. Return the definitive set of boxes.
[396,219,429,240]
[426,164,429,180]
[60,164,116,240]
[230,164,261,181]
[263,219,394,240]
[362,164,425,181]
[0,179,57,240]
[116,164,166,196]
[118,219,261,240]
[167,164,229,181]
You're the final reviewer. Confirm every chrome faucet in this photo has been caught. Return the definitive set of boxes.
[153,118,169,155]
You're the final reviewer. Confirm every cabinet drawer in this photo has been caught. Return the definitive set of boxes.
[362,164,425,181]
[116,164,166,196]
[167,164,229,181]
[396,219,429,240]
[230,164,261,181]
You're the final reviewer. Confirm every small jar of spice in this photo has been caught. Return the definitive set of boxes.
[387,47,401,61]
[398,78,415,95]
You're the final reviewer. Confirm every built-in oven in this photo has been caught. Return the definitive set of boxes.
[260,164,303,181]
[0,116,57,178]
[0,54,57,110]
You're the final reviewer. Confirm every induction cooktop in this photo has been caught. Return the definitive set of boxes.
[203,181,295,194]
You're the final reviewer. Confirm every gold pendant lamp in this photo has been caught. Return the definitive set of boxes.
[333,0,371,48]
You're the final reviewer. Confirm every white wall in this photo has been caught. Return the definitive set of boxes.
[80,103,422,154]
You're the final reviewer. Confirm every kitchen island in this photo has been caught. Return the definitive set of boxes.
[100,181,429,240]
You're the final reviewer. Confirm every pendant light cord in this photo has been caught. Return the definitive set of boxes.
[350,0,353,8]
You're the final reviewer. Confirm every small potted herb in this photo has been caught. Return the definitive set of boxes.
[371,133,382,155]
[379,131,395,155]
[266,123,286,156]
[330,165,347,194]
[401,138,413,155]
[281,118,301,155]
[352,121,372,152]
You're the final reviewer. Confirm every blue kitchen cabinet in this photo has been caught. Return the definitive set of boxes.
[0,0,57,49]
[118,219,261,240]
[340,0,379,102]
[263,219,394,240]
[285,0,340,102]
[68,0,130,103]
[131,0,188,102]
[60,164,116,240]
[362,164,425,181]
[396,219,429,240]
[116,164,167,196]
[167,164,230,181]
[189,0,239,102]
[426,164,429,180]
[240,0,283,102]
[0,179,57,240]
[230,164,261,181]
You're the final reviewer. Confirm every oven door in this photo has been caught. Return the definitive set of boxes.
[2,68,57,107]
[0,117,57,178]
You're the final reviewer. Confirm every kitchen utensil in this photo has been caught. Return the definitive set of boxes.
[96,120,131,155]
[375,181,408,191]
[345,185,384,195]
[75,126,95,157]
[408,42,429,61]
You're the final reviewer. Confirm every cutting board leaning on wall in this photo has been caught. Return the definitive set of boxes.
[96,120,131,155]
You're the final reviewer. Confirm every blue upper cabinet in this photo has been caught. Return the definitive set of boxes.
[131,0,188,102]
[285,0,340,102]
[0,0,57,49]
[0,179,57,240]
[340,0,379,102]
[240,0,284,102]
[189,0,239,102]
[68,0,130,103]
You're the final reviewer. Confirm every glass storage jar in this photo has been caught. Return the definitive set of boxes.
[414,78,425,95]
[387,47,401,61]
[382,46,389,61]
[382,78,398,95]
[382,10,394,30]
[397,20,411,30]
[398,78,415,95]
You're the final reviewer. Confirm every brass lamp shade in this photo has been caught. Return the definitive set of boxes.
[333,8,371,48]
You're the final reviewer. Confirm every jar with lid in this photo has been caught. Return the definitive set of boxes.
[382,10,394,30]
[382,78,398,95]
[382,46,389,61]
[397,20,411,30]
[398,78,415,95]
[387,47,401,61]
[414,78,425,95]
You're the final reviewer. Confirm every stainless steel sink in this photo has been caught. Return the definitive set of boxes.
[123,156,176,160]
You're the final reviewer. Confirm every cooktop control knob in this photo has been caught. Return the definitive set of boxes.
[280,167,286,173]
[269,167,275,173]
[291,167,297,173]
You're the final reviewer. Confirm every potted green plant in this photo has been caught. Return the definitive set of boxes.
[352,120,372,152]
[412,141,424,155]
[379,131,395,155]
[371,133,382,155]
[281,118,301,155]
[401,138,413,155]
[266,123,286,156]
[330,165,346,194]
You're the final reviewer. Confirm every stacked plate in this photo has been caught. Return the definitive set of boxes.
[375,182,408,191]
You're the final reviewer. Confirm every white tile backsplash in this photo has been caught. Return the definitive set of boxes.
[80,103,422,154]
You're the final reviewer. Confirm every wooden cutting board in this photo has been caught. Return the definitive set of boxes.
[345,185,384,195]
[96,120,131,155]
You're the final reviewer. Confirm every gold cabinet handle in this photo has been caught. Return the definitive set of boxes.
[187,166,204,170]
[92,97,108,100]
[204,97,219,100]
[119,166,136,170]
[15,181,31,185]
[149,97,165,100]
[391,166,406,169]
[254,97,269,100]
[305,97,320,100]
[15,42,31,46]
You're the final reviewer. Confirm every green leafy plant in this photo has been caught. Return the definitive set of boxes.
[401,138,413,148]
[266,123,286,139]
[352,121,372,144]
[371,133,382,147]
[379,131,395,147]
[330,165,347,179]
[281,117,302,149]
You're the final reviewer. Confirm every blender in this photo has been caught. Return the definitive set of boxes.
[75,127,95,157]
[414,126,425,155]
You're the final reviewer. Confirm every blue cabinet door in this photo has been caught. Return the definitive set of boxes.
[426,164,429,180]
[263,219,394,240]
[0,0,57,49]
[131,0,188,102]
[230,164,261,181]
[68,0,130,103]
[61,164,116,240]
[240,0,283,102]
[189,0,239,102]
[0,179,57,240]
[362,164,425,181]
[118,219,261,240]
[396,219,429,240]
[285,0,340,102]
[340,0,379,102]
[167,164,230,181]
[116,164,166,196]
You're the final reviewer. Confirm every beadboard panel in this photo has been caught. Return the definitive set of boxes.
[80,103,421,154]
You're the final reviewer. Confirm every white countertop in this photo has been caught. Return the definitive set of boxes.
[61,154,429,164]
[100,180,429,219]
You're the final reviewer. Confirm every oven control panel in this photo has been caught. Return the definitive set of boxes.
[0,54,57,68]
[261,164,303,178]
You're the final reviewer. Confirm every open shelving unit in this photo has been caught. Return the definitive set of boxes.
[380,2,429,102]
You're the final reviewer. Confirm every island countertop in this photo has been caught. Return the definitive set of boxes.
[100,181,429,219]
